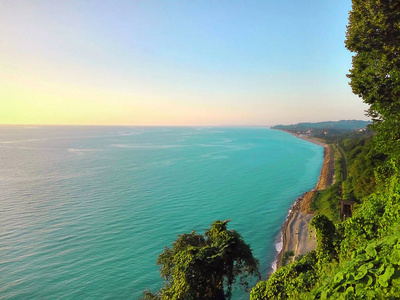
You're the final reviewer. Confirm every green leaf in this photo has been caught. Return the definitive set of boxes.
[366,290,377,298]
[355,254,367,262]
[378,263,386,274]
[355,284,366,297]
[385,236,398,246]
[365,243,378,258]
[367,275,374,287]
[379,278,389,288]
[391,249,400,265]
[345,273,355,284]
[320,290,328,300]
[344,286,354,299]
[369,268,379,274]
[355,267,368,280]
[392,269,400,286]
[360,274,374,286]
[379,265,395,287]
[334,272,344,284]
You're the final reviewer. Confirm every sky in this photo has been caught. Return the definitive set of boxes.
[0,0,369,126]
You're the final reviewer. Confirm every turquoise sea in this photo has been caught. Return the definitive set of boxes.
[0,126,323,299]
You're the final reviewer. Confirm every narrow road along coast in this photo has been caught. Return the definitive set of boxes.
[276,133,334,268]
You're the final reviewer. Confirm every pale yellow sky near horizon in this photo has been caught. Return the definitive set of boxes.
[0,1,370,127]
[0,59,369,126]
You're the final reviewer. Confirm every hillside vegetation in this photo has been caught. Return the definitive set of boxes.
[251,1,400,298]
[272,120,371,139]
[250,130,399,299]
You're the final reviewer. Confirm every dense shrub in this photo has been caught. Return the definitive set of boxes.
[250,252,317,300]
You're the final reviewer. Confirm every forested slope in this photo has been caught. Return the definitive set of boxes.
[251,1,400,298]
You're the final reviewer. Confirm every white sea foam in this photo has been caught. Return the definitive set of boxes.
[210,155,229,160]
[200,145,249,158]
[270,207,293,273]
[117,131,142,136]
[111,144,183,149]
[197,143,221,147]
[200,151,224,158]
[271,236,283,273]
[217,138,234,144]
[67,148,104,154]
[0,138,44,144]
[0,145,55,150]
[0,135,115,144]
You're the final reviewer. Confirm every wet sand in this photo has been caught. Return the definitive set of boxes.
[276,132,334,267]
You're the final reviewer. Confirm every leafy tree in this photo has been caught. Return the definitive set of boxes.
[310,215,339,265]
[345,0,400,162]
[142,220,260,300]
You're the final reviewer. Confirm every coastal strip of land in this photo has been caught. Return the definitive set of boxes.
[276,132,334,267]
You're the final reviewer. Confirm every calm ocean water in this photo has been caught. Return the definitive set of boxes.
[0,126,323,299]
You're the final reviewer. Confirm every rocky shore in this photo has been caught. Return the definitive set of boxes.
[276,132,335,268]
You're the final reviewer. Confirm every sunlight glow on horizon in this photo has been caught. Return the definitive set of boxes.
[0,0,369,126]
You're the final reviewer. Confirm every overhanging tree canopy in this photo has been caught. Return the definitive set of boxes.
[345,0,400,160]
[142,220,260,300]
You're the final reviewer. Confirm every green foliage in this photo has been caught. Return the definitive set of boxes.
[341,138,386,200]
[339,175,400,259]
[310,135,386,222]
[309,174,400,299]
[250,252,318,300]
[312,232,400,299]
[143,220,260,300]
[272,120,371,139]
[251,155,400,299]
[310,183,341,222]
[346,0,400,162]
[310,215,339,266]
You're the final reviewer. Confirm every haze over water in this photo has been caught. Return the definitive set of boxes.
[0,126,323,299]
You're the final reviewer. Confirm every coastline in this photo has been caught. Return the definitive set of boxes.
[274,130,334,268]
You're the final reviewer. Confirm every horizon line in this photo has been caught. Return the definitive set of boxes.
[0,119,371,128]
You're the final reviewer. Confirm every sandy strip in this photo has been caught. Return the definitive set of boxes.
[283,212,316,258]
[275,131,334,268]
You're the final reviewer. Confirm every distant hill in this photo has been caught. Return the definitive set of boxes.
[272,120,372,138]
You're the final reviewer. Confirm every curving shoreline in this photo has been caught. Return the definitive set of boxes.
[274,132,334,268]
